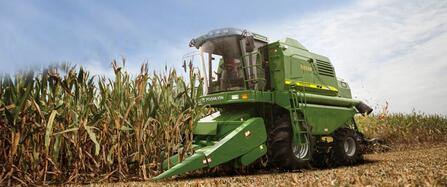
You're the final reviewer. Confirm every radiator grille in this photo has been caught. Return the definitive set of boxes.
[315,60,335,77]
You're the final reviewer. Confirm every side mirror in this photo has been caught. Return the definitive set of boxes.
[245,36,255,52]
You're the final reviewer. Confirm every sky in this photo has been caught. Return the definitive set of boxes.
[1,0,446,115]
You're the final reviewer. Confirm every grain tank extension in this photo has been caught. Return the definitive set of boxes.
[153,28,372,180]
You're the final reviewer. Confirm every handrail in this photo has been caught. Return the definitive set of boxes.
[238,51,267,90]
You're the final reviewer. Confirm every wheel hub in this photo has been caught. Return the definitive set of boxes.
[292,135,309,159]
[343,137,356,157]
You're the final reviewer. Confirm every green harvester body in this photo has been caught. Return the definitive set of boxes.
[153,28,372,180]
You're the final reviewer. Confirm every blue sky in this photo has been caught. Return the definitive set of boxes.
[0,0,351,72]
[1,0,447,114]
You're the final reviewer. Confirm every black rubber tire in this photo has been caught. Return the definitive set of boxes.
[330,128,364,166]
[269,113,313,170]
[310,148,331,169]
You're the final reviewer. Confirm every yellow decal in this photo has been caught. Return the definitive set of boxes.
[300,64,313,72]
[321,136,333,143]
[284,80,339,92]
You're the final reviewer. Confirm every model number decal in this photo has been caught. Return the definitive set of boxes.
[201,96,225,103]
[300,64,313,72]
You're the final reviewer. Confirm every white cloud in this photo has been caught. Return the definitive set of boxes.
[249,0,447,114]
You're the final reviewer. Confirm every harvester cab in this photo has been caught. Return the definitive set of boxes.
[190,28,269,94]
[153,28,372,180]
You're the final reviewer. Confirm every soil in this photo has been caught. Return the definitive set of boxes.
[98,143,447,186]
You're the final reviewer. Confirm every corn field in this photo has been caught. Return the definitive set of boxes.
[1,62,447,185]
[0,60,208,185]
[358,112,447,149]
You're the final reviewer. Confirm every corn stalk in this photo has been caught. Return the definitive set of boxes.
[0,60,206,185]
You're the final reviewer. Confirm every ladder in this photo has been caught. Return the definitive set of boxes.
[289,87,311,145]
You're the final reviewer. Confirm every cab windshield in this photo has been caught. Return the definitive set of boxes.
[199,36,245,93]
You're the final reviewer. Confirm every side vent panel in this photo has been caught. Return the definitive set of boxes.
[315,60,335,77]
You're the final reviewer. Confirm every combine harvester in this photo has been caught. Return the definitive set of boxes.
[154,28,372,180]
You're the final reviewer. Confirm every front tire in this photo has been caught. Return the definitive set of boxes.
[269,113,313,170]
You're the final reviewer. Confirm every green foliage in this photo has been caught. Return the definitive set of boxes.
[0,60,207,185]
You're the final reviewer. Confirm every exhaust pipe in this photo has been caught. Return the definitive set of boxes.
[355,101,373,115]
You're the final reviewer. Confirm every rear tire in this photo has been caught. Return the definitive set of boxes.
[331,128,364,166]
[269,113,313,170]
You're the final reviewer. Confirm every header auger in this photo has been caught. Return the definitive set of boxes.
[153,28,372,180]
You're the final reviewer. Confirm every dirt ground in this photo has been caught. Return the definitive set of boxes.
[88,144,447,186]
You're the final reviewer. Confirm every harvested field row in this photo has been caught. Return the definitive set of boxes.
[109,144,447,186]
